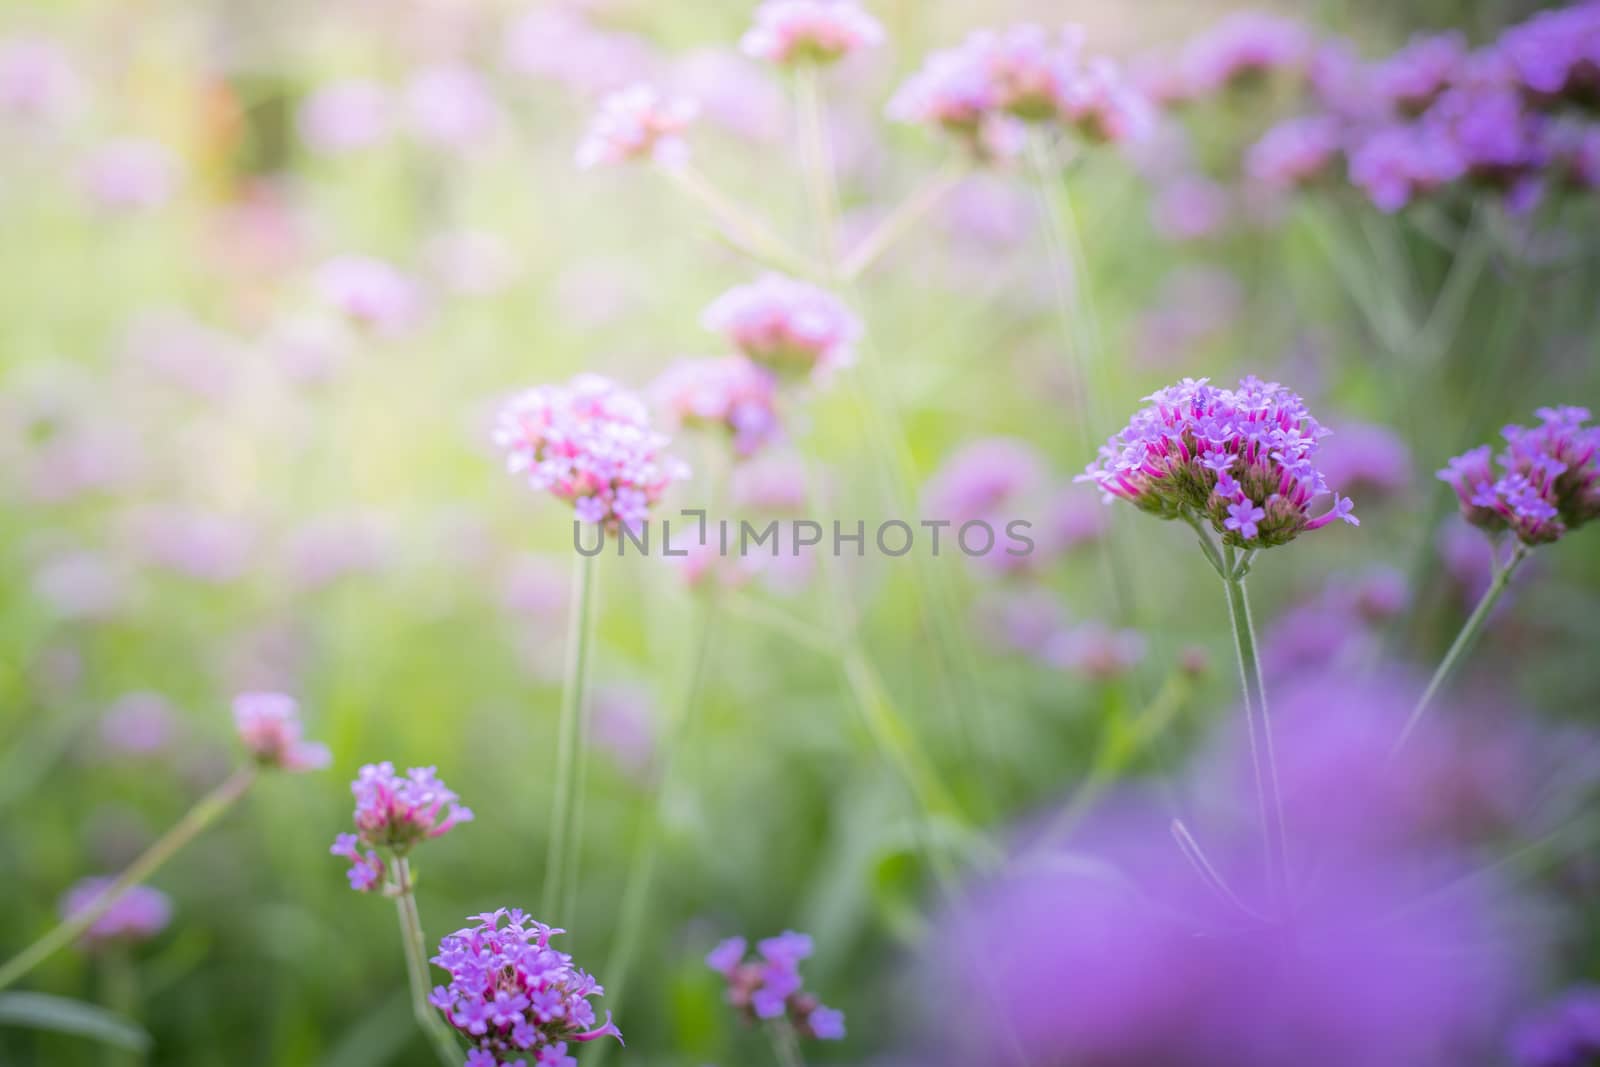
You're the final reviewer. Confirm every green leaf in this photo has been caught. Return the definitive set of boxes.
[0,992,152,1053]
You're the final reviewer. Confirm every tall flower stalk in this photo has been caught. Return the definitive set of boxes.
[545,551,598,922]
[391,858,463,1067]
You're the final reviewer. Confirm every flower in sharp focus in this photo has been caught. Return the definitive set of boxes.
[707,931,845,1041]
[701,274,860,382]
[1438,406,1600,546]
[329,762,473,892]
[59,878,171,947]
[430,909,622,1066]
[233,691,330,772]
[740,0,885,67]
[1077,376,1357,550]
[652,356,782,457]
[1511,987,1600,1067]
[575,84,697,170]
[493,374,688,533]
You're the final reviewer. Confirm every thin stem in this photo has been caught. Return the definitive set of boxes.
[391,858,462,1067]
[793,63,839,265]
[1392,541,1530,756]
[1170,819,1267,924]
[838,161,965,282]
[722,593,840,657]
[1220,543,1289,912]
[662,163,823,279]
[0,766,257,992]
[543,552,598,923]
[767,1019,808,1067]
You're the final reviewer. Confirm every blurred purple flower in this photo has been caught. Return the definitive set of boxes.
[59,878,171,947]
[405,65,502,150]
[80,138,182,212]
[503,9,661,97]
[1371,32,1468,116]
[423,230,519,295]
[297,79,391,154]
[314,255,425,335]
[1315,420,1412,499]
[285,514,390,591]
[99,693,178,759]
[119,311,242,399]
[590,683,657,782]
[708,930,844,1041]
[1347,121,1465,212]
[1178,12,1313,98]
[1042,621,1146,681]
[702,274,860,382]
[1150,176,1229,241]
[32,550,130,621]
[1246,116,1343,191]
[671,50,785,142]
[740,0,885,68]
[939,175,1035,248]
[234,691,329,772]
[575,84,697,169]
[1511,987,1600,1067]
[1498,2,1600,106]
[131,508,256,583]
[0,34,82,128]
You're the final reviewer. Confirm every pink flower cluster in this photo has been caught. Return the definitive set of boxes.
[701,273,860,381]
[314,255,425,335]
[59,878,171,947]
[1177,12,1314,98]
[1438,406,1600,546]
[740,0,884,67]
[329,763,474,892]
[888,24,1151,162]
[575,84,698,170]
[494,374,688,531]
[429,909,621,1067]
[706,931,845,1041]
[1079,376,1358,550]
[652,356,782,456]
[234,692,330,772]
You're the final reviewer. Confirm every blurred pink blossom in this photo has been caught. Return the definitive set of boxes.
[298,79,391,154]
[575,84,698,169]
[405,65,501,149]
[80,138,182,212]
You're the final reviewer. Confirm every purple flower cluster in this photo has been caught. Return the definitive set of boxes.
[1512,987,1600,1067]
[740,1,884,67]
[59,878,171,947]
[494,374,689,532]
[329,763,474,892]
[701,274,860,382]
[888,24,1151,163]
[429,909,621,1067]
[1177,12,1314,98]
[1079,376,1357,550]
[652,356,782,456]
[1438,406,1600,545]
[575,84,698,170]
[234,692,330,772]
[706,931,845,1041]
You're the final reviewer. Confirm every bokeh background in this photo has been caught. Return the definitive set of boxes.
[2,0,1599,1064]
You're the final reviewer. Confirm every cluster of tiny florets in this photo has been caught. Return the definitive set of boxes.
[706,931,845,1041]
[701,274,861,382]
[494,374,689,532]
[430,909,621,1067]
[740,0,884,67]
[887,24,1151,162]
[1438,406,1599,546]
[1079,376,1357,550]
[575,84,698,170]
[329,763,474,892]
[652,356,782,456]
[234,692,331,772]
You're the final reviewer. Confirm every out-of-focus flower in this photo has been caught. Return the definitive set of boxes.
[1310,37,1379,118]
[314,255,425,335]
[1437,516,1508,603]
[1425,86,1545,192]
[32,551,130,621]
[1150,176,1229,241]
[1261,567,1409,679]
[923,437,1046,528]
[729,452,810,513]
[1178,12,1314,98]
[740,0,884,67]
[119,311,242,399]
[1347,121,1465,212]
[1058,57,1154,144]
[1511,987,1600,1067]
[1542,119,1600,189]
[494,374,688,532]
[1438,406,1600,545]
[701,274,860,382]
[939,174,1034,248]
[503,9,661,96]
[297,79,390,154]
[1246,116,1343,190]
[1041,482,1110,554]
[672,50,785,142]
[1133,265,1242,368]
[500,554,568,620]
[422,230,519,295]
[1315,421,1411,499]
[1042,621,1146,681]
[234,691,330,772]
[405,65,501,150]
[575,84,697,169]
[430,909,622,1065]
[590,683,657,782]
[99,693,177,758]
[59,879,171,947]
[975,588,1068,657]
[1079,376,1357,549]
[653,356,781,457]
[130,508,256,583]
[1371,32,1467,116]
[1498,2,1600,107]
[329,762,473,892]
[285,514,390,591]
[0,34,82,128]
[707,931,844,1041]
[80,138,182,212]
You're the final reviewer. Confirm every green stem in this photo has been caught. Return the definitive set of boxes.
[0,766,256,992]
[793,63,838,265]
[544,552,598,923]
[663,163,823,279]
[1392,541,1530,756]
[767,1018,807,1067]
[1220,543,1289,911]
[391,858,462,1067]
[838,160,965,281]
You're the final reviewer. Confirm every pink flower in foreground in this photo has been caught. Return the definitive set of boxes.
[652,356,782,456]
[314,255,424,335]
[575,84,697,169]
[701,274,860,381]
[60,878,171,947]
[494,374,689,532]
[80,138,182,212]
[234,692,330,772]
[740,0,885,67]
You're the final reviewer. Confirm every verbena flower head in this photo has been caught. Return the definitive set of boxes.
[60,878,171,947]
[1370,32,1467,116]
[1347,122,1465,212]
[1246,116,1343,190]
[430,909,621,1066]
[1179,11,1313,97]
[1498,2,1600,106]
[1423,86,1545,191]
[330,762,474,892]
[706,931,845,1041]
[1079,376,1357,549]
[234,692,330,772]
[1511,986,1600,1067]
[1438,406,1600,545]
[740,1,885,67]
[575,84,697,170]
[701,274,860,381]
[494,374,688,532]
[652,356,781,456]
